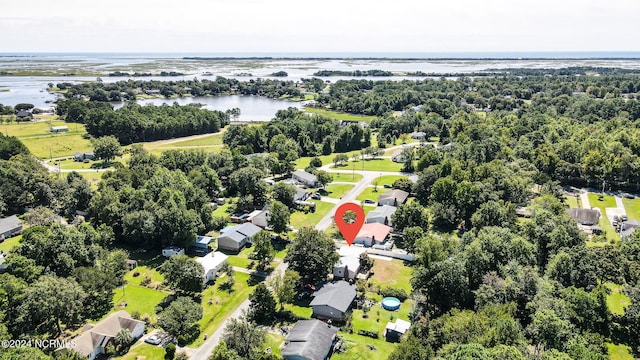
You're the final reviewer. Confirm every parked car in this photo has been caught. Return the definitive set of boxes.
[613,215,620,222]
[622,215,628,221]
[383,184,392,188]
[311,193,321,200]
[364,199,375,204]
[318,189,328,195]
[612,220,619,227]
[145,335,161,345]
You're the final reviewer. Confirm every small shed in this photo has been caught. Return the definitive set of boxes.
[50,125,69,133]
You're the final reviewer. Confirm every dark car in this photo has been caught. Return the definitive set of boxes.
[311,193,321,200]
[364,199,375,204]
[383,184,392,188]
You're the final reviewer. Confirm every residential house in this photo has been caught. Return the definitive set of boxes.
[384,319,411,342]
[16,111,33,120]
[295,188,311,202]
[354,223,391,247]
[621,220,640,240]
[333,255,361,280]
[310,281,356,320]
[57,310,145,360]
[250,208,270,228]
[566,208,600,226]
[50,125,69,133]
[190,235,214,255]
[217,222,262,252]
[377,190,409,206]
[73,152,96,162]
[366,205,396,226]
[0,215,22,240]
[410,132,426,141]
[292,170,320,188]
[282,319,339,360]
[195,251,229,283]
[162,246,185,258]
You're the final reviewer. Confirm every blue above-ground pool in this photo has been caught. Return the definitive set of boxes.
[382,297,401,311]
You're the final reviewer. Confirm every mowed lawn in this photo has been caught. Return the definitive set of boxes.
[356,187,390,203]
[324,183,355,199]
[329,172,363,183]
[335,330,398,360]
[351,158,404,172]
[565,194,580,208]
[605,282,630,316]
[622,197,640,221]
[6,117,93,158]
[290,200,334,229]
[192,271,259,347]
[0,235,21,253]
[369,259,413,293]
[219,246,254,269]
[587,193,618,241]
[111,285,169,322]
[115,343,166,360]
[373,175,408,186]
[145,132,225,151]
[607,343,634,360]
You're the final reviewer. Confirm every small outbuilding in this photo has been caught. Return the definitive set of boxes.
[384,319,411,342]
[190,235,214,255]
[50,125,69,133]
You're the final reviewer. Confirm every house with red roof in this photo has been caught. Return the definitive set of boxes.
[353,223,391,247]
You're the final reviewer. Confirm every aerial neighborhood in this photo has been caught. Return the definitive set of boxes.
[1,53,640,360]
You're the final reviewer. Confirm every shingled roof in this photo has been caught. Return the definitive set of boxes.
[282,319,338,360]
[310,280,356,313]
[566,208,600,225]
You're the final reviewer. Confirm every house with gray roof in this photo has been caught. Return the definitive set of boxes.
[292,170,320,188]
[310,281,356,320]
[0,215,22,240]
[333,255,361,280]
[566,208,600,226]
[366,205,396,226]
[621,220,640,240]
[377,190,409,206]
[217,222,262,252]
[282,319,339,360]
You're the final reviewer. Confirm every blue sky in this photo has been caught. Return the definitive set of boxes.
[2,0,639,53]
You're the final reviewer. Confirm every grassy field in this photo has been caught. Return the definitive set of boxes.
[369,259,413,293]
[145,132,225,150]
[219,246,254,268]
[124,266,164,287]
[290,200,334,229]
[111,285,169,321]
[192,271,259,347]
[0,235,21,253]
[622,197,640,221]
[607,343,634,360]
[295,151,362,169]
[356,187,390,203]
[4,117,94,158]
[330,172,363,183]
[304,107,378,123]
[74,171,107,188]
[335,330,397,360]
[372,175,408,187]
[605,282,630,316]
[115,343,166,360]
[324,183,355,199]
[345,158,403,172]
[587,193,618,242]
[564,194,580,208]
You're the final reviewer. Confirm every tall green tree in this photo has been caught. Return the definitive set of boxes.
[222,316,266,360]
[267,200,290,234]
[92,135,122,162]
[248,284,276,323]
[267,269,301,311]
[251,231,275,271]
[284,227,339,284]
[159,255,204,293]
[158,297,203,343]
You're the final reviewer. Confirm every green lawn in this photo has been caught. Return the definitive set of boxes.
[564,194,580,209]
[330,172,363,183]
[344,158,403,172]
[295,151,362,169]
[356,187,390,203]
[124,266,164,287]
[21,133,93,158]
[212,202,234,217]
[111,285,169,321]
[264,333,285,356]
[2,116,76,137]
[192,271,259,347]
[151,132,224,148]
[219,246,254,268]
[622,197,640,221]
[334,332,397,360]
[290,200,334,229]
[369,259,413,293]
[115,343,166,360]
[587,193,618,242]
[0,235,21,253]
[304,107,378,123]
[324,183,355,199]
[605,282,630,316]
[607,342,634,360]
[75,171,107,189]
[372,175,408,187]
[283,303,313,319]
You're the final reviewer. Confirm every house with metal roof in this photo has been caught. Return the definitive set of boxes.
[282,319,339,360]
[354,223,391,247]
[310,281,356,320]
[217,222,262,252]
[377,190,409,206]
[190,235,214,255]
[366,205,396,226]
[292,170,320,188]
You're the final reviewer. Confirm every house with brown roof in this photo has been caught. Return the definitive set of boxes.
[58,310,145,360]
[377,190,409,206]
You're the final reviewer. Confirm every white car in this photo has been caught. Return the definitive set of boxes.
[145,335,161,345]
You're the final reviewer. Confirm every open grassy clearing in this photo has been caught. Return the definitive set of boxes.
[607,342,634,360]
[356,187,390,203]
[124,266,164,287]
[564,194,580,208]
[115,343,166,360]
[604,282,630,316]
[334,332,397,360]
[0,235,21,253]
[21,133,93,158]
[111,285,169,322]
[339,158,403,172]
[295,151,362,169]
[622,197,640,221]
[192,271,259,347]
[324,183,355,199]
[369,259,413,294]
[218,246,254,269]
[264,333,285,356]
[74,171,107,188]
[148,132,224,149]
[372,175,407,187]
[304,107,378,123]
[289,200,334,229]
[329,172,363,183]
[2,116,75,137]
[587,193,619,242]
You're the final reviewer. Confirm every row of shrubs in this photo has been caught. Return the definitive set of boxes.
[378,287,409,302]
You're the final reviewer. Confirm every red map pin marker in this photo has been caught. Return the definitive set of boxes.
[334,202,365,246]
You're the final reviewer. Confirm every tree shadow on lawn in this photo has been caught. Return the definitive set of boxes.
[114,244,165,268]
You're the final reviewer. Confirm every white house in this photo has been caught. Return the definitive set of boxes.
[58,311,144,360]
[196,251,229,283]
[366,205,396,226]
[217,222,262,252]
[333,255,361,280]
[249,209,269,228]
[292,170,319,188]
[162,246,185,258]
